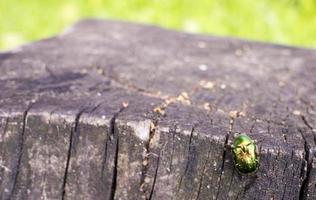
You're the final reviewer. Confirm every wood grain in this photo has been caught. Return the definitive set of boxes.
[0,19,315,199]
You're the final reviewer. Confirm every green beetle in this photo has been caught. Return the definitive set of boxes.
[231,134,259,174]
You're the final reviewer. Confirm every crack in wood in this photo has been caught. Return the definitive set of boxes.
[9,106,31,199]
[300,114,316,147]
[215,132,230,200]
[109,127,119,200]
[215,115,235,200]
[95,66,171,101]
[139,119,158,200]
[61,108,85,200]
[298,129,312,200]
[109,105,127,200]
[298,112,315,199]
[176,125,196,195]
[148,152,160,200]
[60,102,103,199]
[195,143,212,200]
[301,115,314,131]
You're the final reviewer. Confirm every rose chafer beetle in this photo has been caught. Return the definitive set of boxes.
[231,134,259,174]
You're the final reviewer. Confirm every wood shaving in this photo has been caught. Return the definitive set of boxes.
[293,110,301,116]
[203,102,211,111]
[176,92,191,105]
[229,110,246,118]
[122,102,129,108]
[153,107,165,116]
[199,80,215,89]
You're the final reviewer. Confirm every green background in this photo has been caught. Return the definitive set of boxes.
[1,0,316,51]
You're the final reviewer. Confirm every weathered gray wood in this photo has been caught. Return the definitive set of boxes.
[0,113,24,199]
[0,19,315,199]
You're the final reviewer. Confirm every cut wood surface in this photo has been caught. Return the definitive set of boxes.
[0,19,315,200]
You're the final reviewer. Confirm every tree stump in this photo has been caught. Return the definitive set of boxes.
[0,19,315,200]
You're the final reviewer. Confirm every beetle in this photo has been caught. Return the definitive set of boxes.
[231,134,259,174]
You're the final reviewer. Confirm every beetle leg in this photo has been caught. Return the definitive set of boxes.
[233,132,242,137]
[254,138,265,144]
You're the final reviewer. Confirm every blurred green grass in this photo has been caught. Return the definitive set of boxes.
[1,0,316,50]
